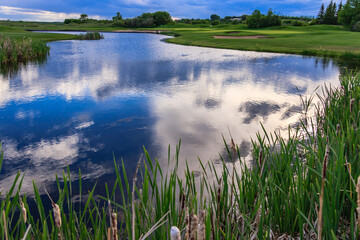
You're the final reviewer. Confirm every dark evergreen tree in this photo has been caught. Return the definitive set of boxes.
[337,1,343,18]
[318,3,325,23]
[324,1,333,24]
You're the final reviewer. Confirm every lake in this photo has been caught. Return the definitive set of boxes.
[0,32,345,199]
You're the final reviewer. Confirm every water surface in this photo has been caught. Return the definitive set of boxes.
[0,32,343,197]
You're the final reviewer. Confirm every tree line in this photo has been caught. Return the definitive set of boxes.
[64,11,172,28]
[63,1,360,31]
[317,0,360,31]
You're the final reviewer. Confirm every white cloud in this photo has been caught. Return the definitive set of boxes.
[0,6,105,22]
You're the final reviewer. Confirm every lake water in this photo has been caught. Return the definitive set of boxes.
[0,32,345,198]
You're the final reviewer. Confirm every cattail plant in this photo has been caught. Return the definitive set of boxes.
[318,145,330,240]
[350,98,355,112]
[53,203,62,228]
[111,211,118,240]
[336,123,341,135]
[356,176,360,231]
[44,188,62,239]
[184,207,189,239]
[197,209,206,240]
[20,200,26,223]
[188,213,198,240]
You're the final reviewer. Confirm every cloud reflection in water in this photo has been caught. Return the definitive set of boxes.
[0,33,342,196]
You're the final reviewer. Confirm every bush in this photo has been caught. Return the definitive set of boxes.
[112,20,125,27]
[309,19,318,25]
[211,20,220,25]
[292,20,304,26]
[76,32,104,40]
[352,20,360,31]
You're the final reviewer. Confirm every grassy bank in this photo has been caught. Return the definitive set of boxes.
[0,70,359,239]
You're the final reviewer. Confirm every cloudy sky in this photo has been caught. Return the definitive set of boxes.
[0,0,341,22]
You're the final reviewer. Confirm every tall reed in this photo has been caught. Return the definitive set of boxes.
[0,35,49,65]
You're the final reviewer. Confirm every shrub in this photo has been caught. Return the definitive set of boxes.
[76,32,104,40]
[292,20,304,26]
[112,20,125,28]
[352,20,360,31]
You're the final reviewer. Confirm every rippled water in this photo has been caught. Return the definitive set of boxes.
[0,32,344,197]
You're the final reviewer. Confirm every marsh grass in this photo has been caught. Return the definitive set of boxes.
[76,32,104,40]
[0,35,49,65]
[0,71,359,239]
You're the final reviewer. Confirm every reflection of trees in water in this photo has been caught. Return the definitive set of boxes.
[313,57,334,71]
[335,58,360,76]
[0,55,48,78]
[313,56,360,76]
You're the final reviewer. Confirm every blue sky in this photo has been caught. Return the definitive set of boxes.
[0,0,342,22]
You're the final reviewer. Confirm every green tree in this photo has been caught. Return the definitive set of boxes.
[112,12,122,21]
[337,1,343,17]
[210,14,220,22]
[324,1,337,24]
[79,14,88,21]
[246,9,281,28]
[152,11,171,26]
[338,0,360,27]
[246,10,262,28]
[318,3,325,23]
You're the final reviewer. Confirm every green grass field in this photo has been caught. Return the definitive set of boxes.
[1,21,360,59]
[159,24,360,59]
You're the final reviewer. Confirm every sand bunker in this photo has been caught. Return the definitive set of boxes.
[213,35,269,39]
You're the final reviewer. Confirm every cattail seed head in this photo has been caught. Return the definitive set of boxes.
[111,212,118,240]
[230,138,236,161]
[322,145,330,179]
[350,98,355,112]
[217,185,221,204]
[356,176,360,231]
[170,226,181,240]
[336,123,341,135]
[20,201,26,223]
[356,176,360,207]
[197,209,206,240]
[53,203,61,228]
[185,207,189,239]
[180,193,185,212]
[189,213,198,240]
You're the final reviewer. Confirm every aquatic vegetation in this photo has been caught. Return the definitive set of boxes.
[76,32,104,40]
[0,71,359,239]
[0,35,49,65]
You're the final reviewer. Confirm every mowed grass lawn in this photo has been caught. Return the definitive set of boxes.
[0,25,75,42]
[1,21,360,58]
[161,24,360,58]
